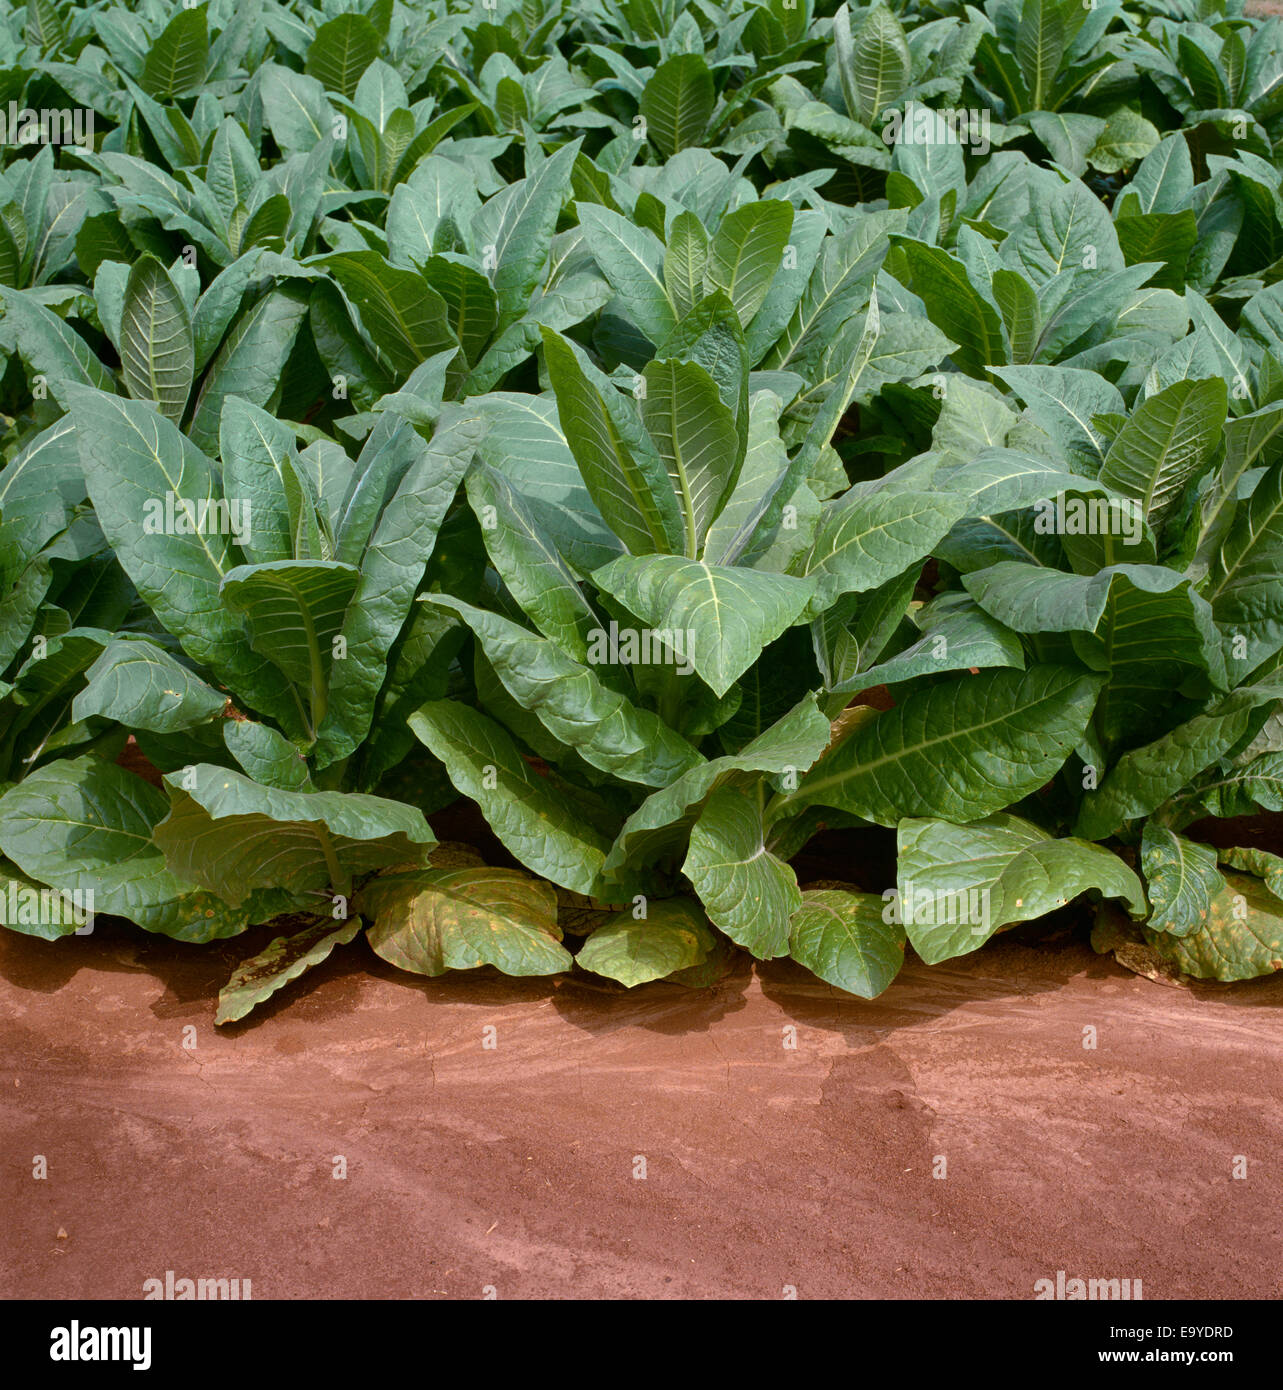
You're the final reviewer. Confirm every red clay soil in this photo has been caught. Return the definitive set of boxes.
[1,917,1280,1300]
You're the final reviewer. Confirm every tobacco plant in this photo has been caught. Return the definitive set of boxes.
[0,0,1281,1022]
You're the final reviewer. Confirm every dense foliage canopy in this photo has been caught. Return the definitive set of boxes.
[2,0,1282,1020]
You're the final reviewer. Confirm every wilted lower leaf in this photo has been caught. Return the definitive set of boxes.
[577,897,715,986]
[361,865,570,976]
[1144,872,1283,981]
[215,917,363,1024]
[1217,846,1283,901]
[1141,823,1223,937]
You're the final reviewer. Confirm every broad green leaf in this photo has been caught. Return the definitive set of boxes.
[155,765,433,905]
[1141,823,1222,937]
[703,387,792,567]
[577,201,677,346]
[1011,176,1124,283]
[1204,459,1283,684]
[72,638,225,733]
[362,865,570,977]
[25,0,66,53]
[221,561,360,733]
[992,364,1123,472]
[386,182,450,269]
[654,292,748,448]
[835,592,1024,692]
[891,105,969,210]
[119,256,194,425]
[421,255,497,366]
[1188,748,1283,822]
[408,700,615,898]
[429,596,702,787]
[0,756,257,942]
[189,246,272,374]
[641,357,741,558]
[1088,109,1161,175]
[361,571,471,779]
[592,554,817,697]
[354,59,407,132]
[305,12,379,99]
[812,567,918,693]
[0,286,114,404]
[702,200,793,329]
[187,288,309,454]
[141,7,208,99]
[926,373,1015,465]
[465,460,598,662]
[1100,377,1228,531]
[640,53,715,156]
[471,391,622,573]
[897,813,1144,964]
[333,405,439,563]
[65,387,297,730]
[896,239,1005,376]
[837,1,911,127]
[991,267,1040,363]
[0,416,86,581]
[964,562,1223,747]
[803,488,968,617]
[933,447,1122,517]
[1127,133,1194,214]
[258,65,333,155]
[0,565,61,684]
[205,119,261,224]
[577,897,716,985]
[790,665,1104,826]
[1115,210,1197,291]
[316,406,483,768]
[1075,682,1283,840]
[541,328,682,555]
[663,211,708,321]
[223,720,313,791]
[471,140,580,332]
[218,397,296,565]
[748,298,927,557]
[1027,112,1106,177]
[215,917,363,1024]
[318,252,456,379]
[602,694,832,878]
[744,210,829,366]
[684,784,799,959]
[789,888,905,996]
[764,210,904,371]
[1017,0,1087,112]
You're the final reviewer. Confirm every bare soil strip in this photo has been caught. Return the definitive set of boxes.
[2,921,1279,1299]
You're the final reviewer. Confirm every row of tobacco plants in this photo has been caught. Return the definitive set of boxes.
[2,0,1282,1022]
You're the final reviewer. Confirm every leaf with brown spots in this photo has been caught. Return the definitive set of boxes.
[361,866,570,977]
[1144,871,1283,981]
[215,916,362,1024]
